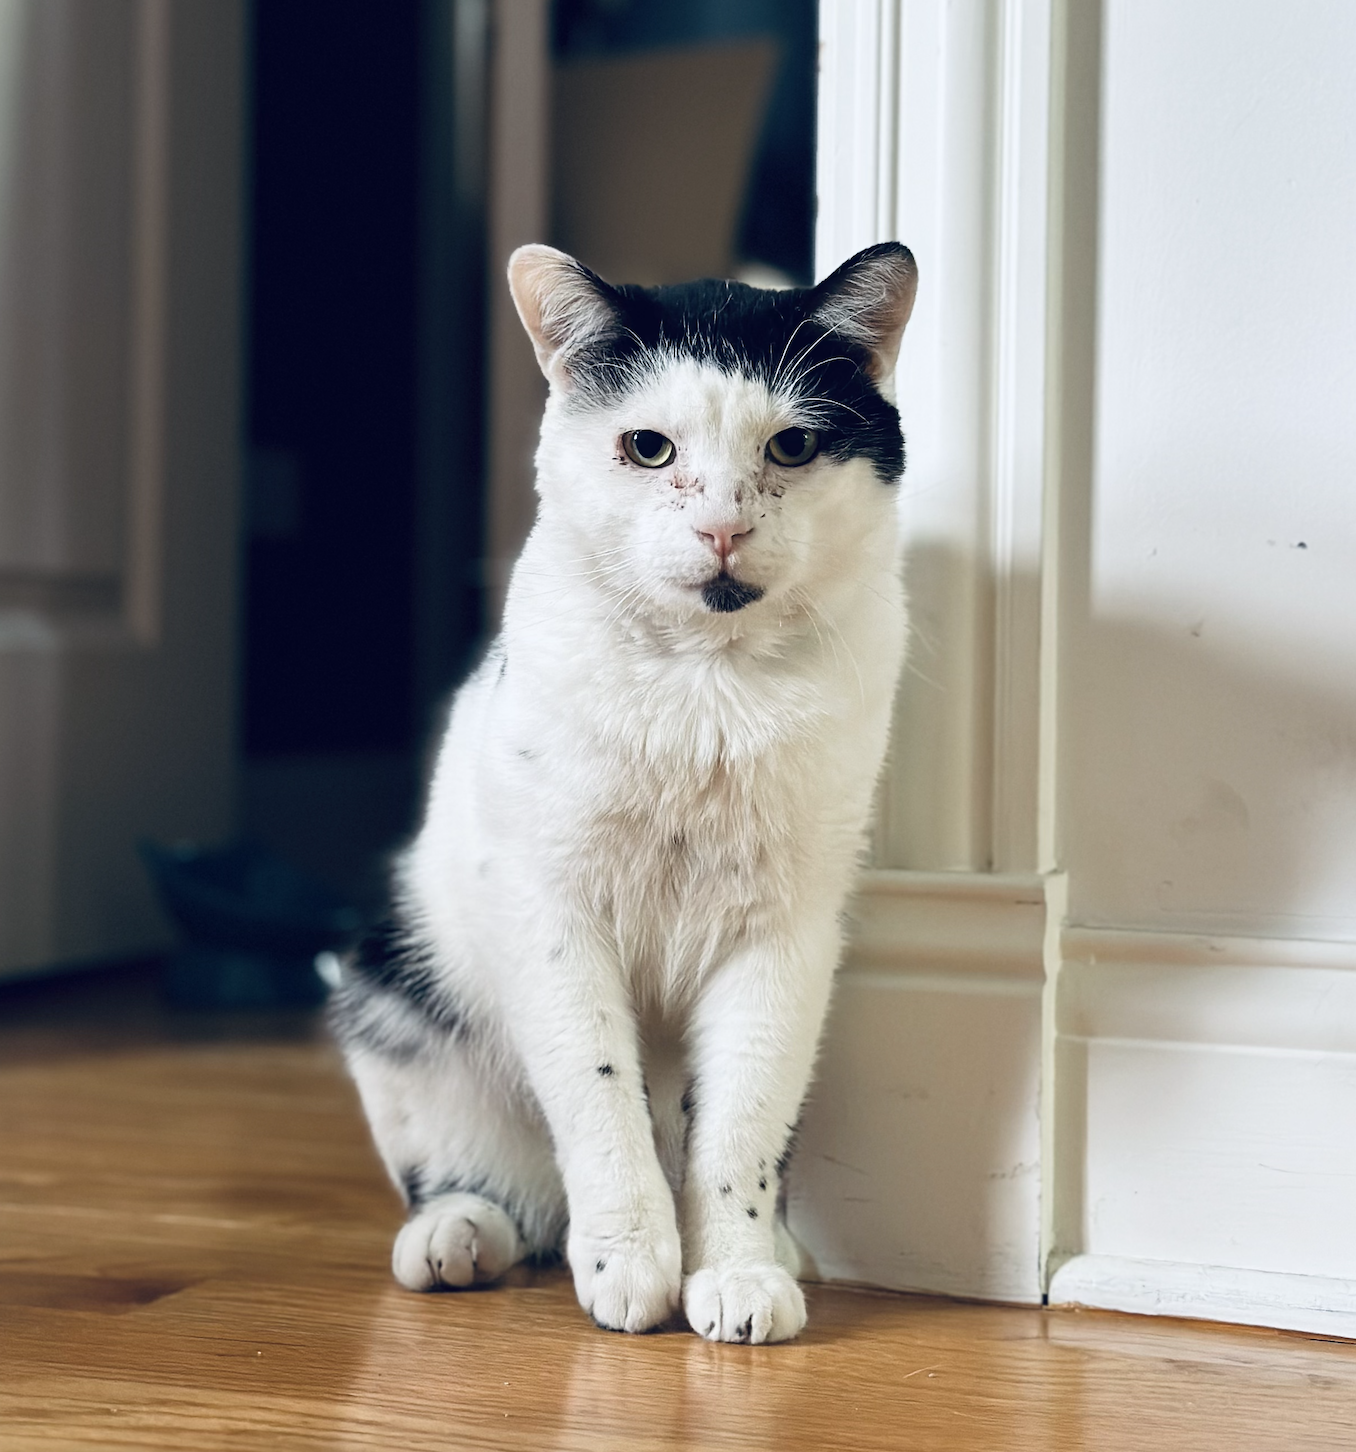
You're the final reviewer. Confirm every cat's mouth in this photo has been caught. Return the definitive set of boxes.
[700,571,765,614]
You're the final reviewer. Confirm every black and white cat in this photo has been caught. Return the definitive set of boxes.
[332,241,916,1343]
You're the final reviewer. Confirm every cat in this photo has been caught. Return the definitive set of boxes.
[330,240,917,1344]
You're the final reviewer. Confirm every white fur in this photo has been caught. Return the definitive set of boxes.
[341,319,906,1344]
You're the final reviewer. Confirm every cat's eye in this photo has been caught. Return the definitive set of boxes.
[622,430,676,468]
[766,428,819,467]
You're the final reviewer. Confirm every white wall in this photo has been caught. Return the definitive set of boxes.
[1064,0,1356,940]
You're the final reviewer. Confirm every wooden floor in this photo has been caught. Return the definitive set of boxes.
[3,965,1355,1451]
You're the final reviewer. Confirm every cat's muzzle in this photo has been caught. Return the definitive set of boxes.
[700,572,765,613]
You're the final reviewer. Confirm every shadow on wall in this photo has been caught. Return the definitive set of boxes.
[892,541,1356,937]
[1061,606,1356,939]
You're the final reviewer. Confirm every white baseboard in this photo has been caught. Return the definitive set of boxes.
[1050,926,1356,1323]
[1049,1254,1356,1340]
[788,870,1048,1304]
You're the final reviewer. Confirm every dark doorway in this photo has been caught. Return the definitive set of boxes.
[241,0,487,900]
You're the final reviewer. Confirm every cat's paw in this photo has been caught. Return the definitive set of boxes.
[683,1264,807,1344]
[392,1192,524,1291]
[569,1225,683,1333]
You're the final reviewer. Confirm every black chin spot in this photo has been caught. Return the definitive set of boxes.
[701,574,765,613]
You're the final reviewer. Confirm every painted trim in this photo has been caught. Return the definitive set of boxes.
[1049,1255,1356,1341]
[819,1,1055,873]
[1059,926,1356,1052]
[849,868,1047,978]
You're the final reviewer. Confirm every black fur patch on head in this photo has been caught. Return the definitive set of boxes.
[701,573,765,613]
[564,246,910,485]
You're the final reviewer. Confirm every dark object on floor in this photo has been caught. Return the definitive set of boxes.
[140,840,361,1009]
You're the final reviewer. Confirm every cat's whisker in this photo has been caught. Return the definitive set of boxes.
[769,318,819,392]
[902,657,945,693]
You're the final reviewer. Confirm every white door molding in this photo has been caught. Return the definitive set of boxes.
[819,0,1052,874]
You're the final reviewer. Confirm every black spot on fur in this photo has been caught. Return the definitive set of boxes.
[737,1315,754,1343]
[719,1184,732,1195]
[561,248,911,485]
[680,1084,696,1116]
[702,573,765,613]
[747,1207,758,1219]
[759,1178,767,1191]
[597,1064,615,1078]
[596,1259,607,1274]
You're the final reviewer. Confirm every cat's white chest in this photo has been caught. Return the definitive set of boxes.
[528,648,831,1003]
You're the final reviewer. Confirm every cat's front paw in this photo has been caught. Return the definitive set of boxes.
[569,1224,683,1333]
[392,1192,524,1290]
[683,1264,806,1344]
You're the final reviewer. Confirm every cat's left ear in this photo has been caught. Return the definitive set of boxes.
[507,244,624,390]
[809,242,918,388]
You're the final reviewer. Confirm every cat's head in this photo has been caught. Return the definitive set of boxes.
[507,243,917,629]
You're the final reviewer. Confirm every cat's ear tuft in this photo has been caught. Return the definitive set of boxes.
[507,244,623,389]
[809,242,918,388]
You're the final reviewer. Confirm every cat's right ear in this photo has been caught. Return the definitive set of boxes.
[507,245,623,390]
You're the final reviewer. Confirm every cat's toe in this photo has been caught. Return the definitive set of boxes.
[392,1192,523,1291]
[570,1228,682,1333]
[683,1264,806,1344]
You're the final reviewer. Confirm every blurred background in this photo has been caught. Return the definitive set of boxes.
[0,0,816,992]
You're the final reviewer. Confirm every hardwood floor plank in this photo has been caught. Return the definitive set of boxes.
[2,970,1354,1450]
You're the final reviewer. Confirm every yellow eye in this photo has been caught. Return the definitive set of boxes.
[766,428,819,467]
[622,430,676,468]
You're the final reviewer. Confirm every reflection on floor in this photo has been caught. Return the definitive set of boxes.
[2,962,1354,1452]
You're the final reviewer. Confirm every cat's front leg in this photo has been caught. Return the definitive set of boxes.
[504,924,681,1332]
[680,924,839,1344]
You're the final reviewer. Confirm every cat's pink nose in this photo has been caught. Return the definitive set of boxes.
[695,524,753,561]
